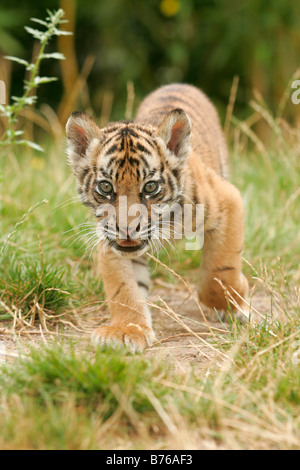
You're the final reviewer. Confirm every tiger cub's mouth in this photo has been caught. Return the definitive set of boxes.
[112,239,147,253]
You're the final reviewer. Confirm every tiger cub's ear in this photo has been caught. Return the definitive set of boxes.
[157,108,191,162]
[66,112,102,167]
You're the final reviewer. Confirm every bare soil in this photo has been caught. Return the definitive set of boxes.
[0,278,272,371]
[145,280,271,371]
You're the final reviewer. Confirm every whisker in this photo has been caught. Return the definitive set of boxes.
[53,195,81,213]
[61,221,96,237]
[181,192,197,208]
[62,227,97,245]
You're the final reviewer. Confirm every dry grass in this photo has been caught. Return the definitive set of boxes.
[0,81,299,449]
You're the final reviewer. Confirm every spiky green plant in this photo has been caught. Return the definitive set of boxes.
[0,9,70,152]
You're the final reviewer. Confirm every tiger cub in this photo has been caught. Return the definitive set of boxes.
[66,84,249,353]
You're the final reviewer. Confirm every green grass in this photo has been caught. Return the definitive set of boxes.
[0,106,299,449]
[0,319,299,449]
[0,148,103,320]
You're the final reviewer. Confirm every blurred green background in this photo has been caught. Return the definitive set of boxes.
[0,0,299,130]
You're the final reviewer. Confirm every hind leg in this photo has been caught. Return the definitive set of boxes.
[198,183,249,320]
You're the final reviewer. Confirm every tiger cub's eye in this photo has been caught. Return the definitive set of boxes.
[97,180,113,195]
[144,181,159,194]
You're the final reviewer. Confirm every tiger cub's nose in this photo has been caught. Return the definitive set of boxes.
[127,222,141,240]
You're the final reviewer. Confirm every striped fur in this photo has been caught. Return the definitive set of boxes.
[66,84,249,353]
[136,83,229,179]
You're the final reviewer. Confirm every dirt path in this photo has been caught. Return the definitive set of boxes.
[0,279,271,369]
[145,280,270,370]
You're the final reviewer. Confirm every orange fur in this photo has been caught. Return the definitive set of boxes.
[66,84,249,353]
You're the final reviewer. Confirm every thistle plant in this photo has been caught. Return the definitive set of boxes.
[0,9,71,152]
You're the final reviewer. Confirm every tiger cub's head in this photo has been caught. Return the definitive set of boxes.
[66,109,191,258]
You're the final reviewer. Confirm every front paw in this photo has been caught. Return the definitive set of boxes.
[91,323,155,353]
